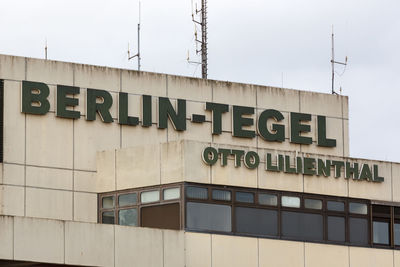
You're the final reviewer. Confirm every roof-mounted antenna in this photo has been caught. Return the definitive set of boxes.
[331,25,348,95]
[45,38,48,60]
[128,1,141,71]
[188,0,208,79]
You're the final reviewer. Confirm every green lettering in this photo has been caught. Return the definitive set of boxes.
[244,151,259,169]
[257,109,285,142]
[86,89,114,122]
[202,147,218,165]
[345,162,359,180]
[303,157,316,175]
[205,102,229,134]
[218,148,231,166]
[290,112,312,145]
[21,81,50,115]
[142,95,152,127]
[158,97,186,130]
[232,105,255,138]
[56,85,80,119]
[373,165,384,182]
[231,150,245,167]
[118,92,139,125]
[317,159,331,177]
[317,116,336,147]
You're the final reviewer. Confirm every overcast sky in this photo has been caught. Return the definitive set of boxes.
[1,0,399,162]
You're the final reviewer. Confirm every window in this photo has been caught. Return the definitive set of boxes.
[186,202,231,232]
[100,183,400,250]
[327,200,345,212]
[163,187,180,200]
[235,207,277,236]
[349,217,369,245]
[141,190,160,203]
[349,202,368,215]
[236,192,254,203]
[186,186,208,199]
[304,199,322,210]
[212,189,231,201]
[119,208,138,226]
[98,184,182,230]
[102,196,114,209]
[118,193,137,207]
[327,216,345,242]
[372,205,391,246]
[259,193,277,206]
[102,211,115,224]
[281,211,323,241]
[282,196,300,208]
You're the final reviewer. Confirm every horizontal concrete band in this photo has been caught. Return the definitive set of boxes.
[0,215,398,267]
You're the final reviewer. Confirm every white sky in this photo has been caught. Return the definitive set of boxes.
[1,0,399,162]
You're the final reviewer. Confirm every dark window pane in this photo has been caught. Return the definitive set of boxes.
[186,186,208,199]
[327,201,344,212]
[102,211,114,224]
[119,208,138,226]
[259,193,277,206]
[395,207,400,216]
[212,189,231,201]
[304,199,322,210]
[102,196,114,209]
[395,223,400,246]
[373,221,389,245]
[282,196,300,208]
[372,205,390,215]
[349,217,368,245]
[186,202,231,232]
[118,193,137,207]
[236,192,254,203]
[327,216,345,242]
[349,202,368,215]
[141,203,180,230]
[235,207,277,236]
[281,211,323,241]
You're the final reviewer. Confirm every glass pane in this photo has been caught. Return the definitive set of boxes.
[102,196,114,209]
[163,187,180,200]
[327,201,344,212]
[372,205,390,215]
[212,189,231,201]
[186,202,231,232]
[118,193,137,207]
[186,186,208,199]
[281,211,323,241]
[102,211,114,224]
[349,202,368,215]
[282,196,300,208]
[327,216,345,242]
[141,203,180,230]
[395,223,400,246]
[235,207,277,236]
[373,221,389,245]
[259,193,277,206]
[395,207,400,216]
[304,199,322,210]
[118,208,138,226]
[349,217,368,244]
[236,192,254,203]
[141,190,160,203]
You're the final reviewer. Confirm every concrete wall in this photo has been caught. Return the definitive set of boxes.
[0,215,398,267]
[0,54,351,223]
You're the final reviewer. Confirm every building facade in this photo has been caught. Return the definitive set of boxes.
[0,54,399,266]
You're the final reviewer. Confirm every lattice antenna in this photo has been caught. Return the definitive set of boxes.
[331,26,348,94]
[189,0,208,79]
[128,1,141,71]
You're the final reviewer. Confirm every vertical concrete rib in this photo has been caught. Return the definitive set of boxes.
[23,58,27,216]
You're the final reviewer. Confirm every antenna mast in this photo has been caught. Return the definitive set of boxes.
[331,26,347,94]
[128,1,141,71]
[190,0,208,79]
[45,38,48,60]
